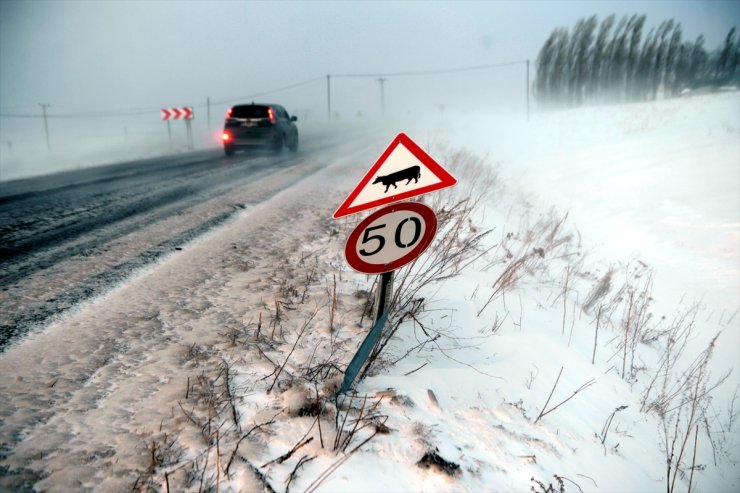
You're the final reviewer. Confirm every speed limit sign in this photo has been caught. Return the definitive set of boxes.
[344,202,438,274]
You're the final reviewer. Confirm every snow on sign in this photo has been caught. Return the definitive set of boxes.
[161,107,194,120]
[344,202,438,274]
[333,132,456,218]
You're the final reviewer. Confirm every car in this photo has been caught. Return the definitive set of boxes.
[221,103,298,156]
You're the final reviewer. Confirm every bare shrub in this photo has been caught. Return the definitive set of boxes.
[653,333,732,492]
[478,210,574,317]
[582,268,614,315]
[534,366,595,424]
[132,432,183,492]
[640,304,700,414]
[599,405,628,454]
[614,260,654,383]
[583,261,735,488]
[333,392,387,453]
[358,149,499,378]
[530,474,565,493]
[702,385,740,467]
[351,148,580,385]
[300,395,386,493]
[531,474,584,493]
[267,308,319,393]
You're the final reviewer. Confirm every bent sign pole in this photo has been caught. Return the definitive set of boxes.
[338,310,388,395]
[334,133,455,394]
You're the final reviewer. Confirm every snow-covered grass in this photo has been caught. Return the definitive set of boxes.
[0,92,738,492]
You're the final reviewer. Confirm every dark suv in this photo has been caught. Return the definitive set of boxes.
[221,103,298,156]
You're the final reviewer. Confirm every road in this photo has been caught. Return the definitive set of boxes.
[0,131,352,349]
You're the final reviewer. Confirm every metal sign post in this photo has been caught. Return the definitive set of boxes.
[374,271,394,324]
[337,271,393,395]
[185,119,194,150]
[167,120,172,151]
[161,107,194,151]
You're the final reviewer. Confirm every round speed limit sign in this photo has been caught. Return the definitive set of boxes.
[344,202,438,274]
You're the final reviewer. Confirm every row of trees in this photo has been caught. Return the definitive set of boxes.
[535,15,740,107]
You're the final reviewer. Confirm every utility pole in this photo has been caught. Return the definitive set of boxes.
[377,77,386,117]
[207,96,211,134]
[326,74,331,122]
[39,103,50,152]
[526,59,530,121]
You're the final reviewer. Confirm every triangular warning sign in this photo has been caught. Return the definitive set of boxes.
[333,133,457,218]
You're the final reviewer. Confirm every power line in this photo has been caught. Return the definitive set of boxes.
[333,60,527,78]
[0,60,527,121]
[211,76,325,105]
[0,108,159,119]
[0,113,41,118]
[0,77,324,119]
[326,58,529,121]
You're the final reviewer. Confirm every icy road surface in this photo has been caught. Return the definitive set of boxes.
[0,130,372,349]
[0,129,391,491]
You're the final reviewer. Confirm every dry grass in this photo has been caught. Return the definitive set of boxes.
[127,142,737,493]
[357,149,499,379]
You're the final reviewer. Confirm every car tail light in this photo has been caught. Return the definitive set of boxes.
[268,107,276,124]
[226,107,233,117]
[222,131,232,142]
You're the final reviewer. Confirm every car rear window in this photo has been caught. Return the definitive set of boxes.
[230,106,269,118]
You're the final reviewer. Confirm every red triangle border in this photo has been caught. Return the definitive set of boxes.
[333,133,457,218]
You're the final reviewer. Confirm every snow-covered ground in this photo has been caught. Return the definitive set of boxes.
[0,92,738,492]
[441,90,740,391]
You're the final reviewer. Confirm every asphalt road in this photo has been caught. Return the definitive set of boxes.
[0,133,347,350]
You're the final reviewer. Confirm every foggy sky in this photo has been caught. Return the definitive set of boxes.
[1,0,738,124]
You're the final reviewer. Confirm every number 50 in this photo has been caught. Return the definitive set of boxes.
[359,217,422,257]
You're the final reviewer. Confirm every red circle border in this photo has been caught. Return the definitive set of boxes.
[344,202,438,274]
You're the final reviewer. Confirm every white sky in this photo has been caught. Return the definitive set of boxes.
[1,0,737,121]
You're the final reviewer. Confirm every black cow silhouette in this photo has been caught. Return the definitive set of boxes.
[372,165,421,193]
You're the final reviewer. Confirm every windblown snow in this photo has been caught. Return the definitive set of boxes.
[1,92,738,492]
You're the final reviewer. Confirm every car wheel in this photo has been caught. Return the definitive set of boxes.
[288,134,298,152]
[224,145,235,156]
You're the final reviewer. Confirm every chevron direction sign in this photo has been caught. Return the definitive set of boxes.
[161,107,194,120]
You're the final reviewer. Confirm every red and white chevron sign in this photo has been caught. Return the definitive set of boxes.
[161,107,194,120]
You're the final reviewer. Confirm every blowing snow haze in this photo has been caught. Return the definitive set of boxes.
[1,1,740,492]
[1,0,739,179]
